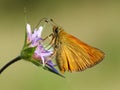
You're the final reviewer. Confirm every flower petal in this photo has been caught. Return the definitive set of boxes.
[26,24,31,34]
[37,26,43,37]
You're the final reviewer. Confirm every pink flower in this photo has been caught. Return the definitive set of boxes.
[25,24,58,73]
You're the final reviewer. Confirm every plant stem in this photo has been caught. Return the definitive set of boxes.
[0,56,22,74]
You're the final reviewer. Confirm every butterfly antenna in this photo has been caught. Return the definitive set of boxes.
[35,18,49,29]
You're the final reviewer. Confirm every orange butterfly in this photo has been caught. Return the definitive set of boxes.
[44,19,105,73]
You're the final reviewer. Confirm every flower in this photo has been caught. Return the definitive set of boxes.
[21,23,60,75]
[26,24,53,65]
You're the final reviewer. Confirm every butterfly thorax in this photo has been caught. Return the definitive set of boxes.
[52,26,64,49]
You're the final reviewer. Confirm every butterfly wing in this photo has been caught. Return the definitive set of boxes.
[55,31,105,73]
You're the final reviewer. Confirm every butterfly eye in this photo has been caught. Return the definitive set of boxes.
[54,27,59,34]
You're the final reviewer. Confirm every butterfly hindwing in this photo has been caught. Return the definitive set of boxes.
[56,31,104,73]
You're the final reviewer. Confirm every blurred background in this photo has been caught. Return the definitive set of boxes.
[0,0,120,90]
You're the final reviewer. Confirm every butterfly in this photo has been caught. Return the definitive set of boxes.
[42,18,105,73]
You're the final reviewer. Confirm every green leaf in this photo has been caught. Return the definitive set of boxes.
[43,65,65,78]
[23,27,27,47]
[29,58,65,78]
[21,47,36,60]
[30,59,42,66]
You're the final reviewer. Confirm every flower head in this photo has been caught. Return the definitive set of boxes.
[21,23,62,76]
[26,24,53,65]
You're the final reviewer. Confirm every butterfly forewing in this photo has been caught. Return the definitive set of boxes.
[55,29,104,73]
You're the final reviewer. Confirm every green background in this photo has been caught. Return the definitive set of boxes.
[0,0,120,90]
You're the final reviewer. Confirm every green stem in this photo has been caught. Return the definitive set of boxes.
[0,56,22,74]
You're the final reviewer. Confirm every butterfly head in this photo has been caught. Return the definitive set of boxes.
[53,26,63,35]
